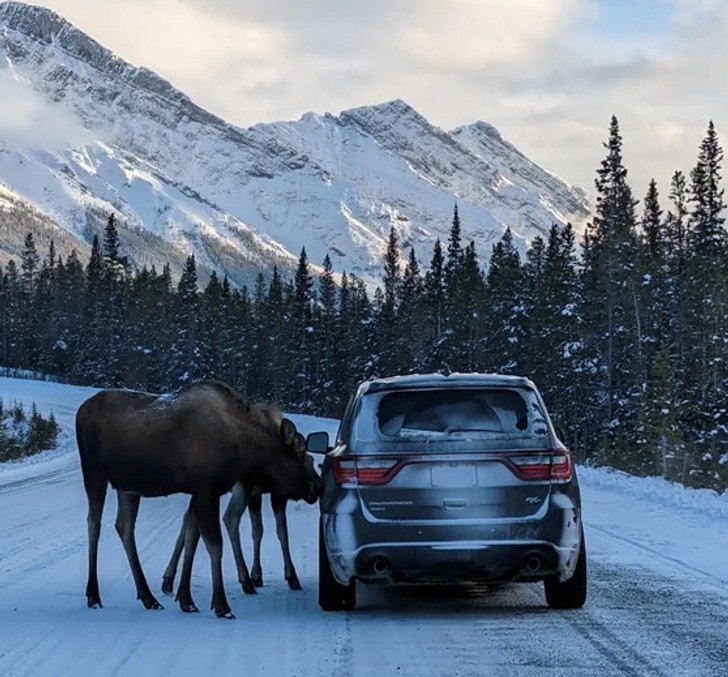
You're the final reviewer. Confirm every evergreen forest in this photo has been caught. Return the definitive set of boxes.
[1,118,727,491]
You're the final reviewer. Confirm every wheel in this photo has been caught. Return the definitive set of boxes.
[318,519,356,611]
[544,527,587,609]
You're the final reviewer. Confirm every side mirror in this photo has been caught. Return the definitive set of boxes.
[306,431,330,454]
[554,426,566,444]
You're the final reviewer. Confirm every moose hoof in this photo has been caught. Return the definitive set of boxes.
[143,598,165,610]
[87,597,103,609]
[180,601,199,614]
[241,580,258,595]
[252,576,263,587]
[161,577,174,595]
[216,608,236,620]
[287,577,302,591]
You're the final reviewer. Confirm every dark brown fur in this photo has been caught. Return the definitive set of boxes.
[76,380,320,618]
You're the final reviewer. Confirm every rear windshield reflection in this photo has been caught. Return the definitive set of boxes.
[377,389,548,439]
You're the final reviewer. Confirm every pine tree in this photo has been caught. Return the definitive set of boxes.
[314,255,338,414]
[16,234,41,369]
[484,228,524,373]
[399,247,427,372]
[581,116,641,463]
[639,179,669,384]
[104,214,121,262]
[424,239,445,368]
[635,348,684,479]
[444,203,464,295]
[681,122,728,485]
[290,248,315,408]
[168,254,200,384]
[102,214,129,386]
[377,228,402,376]
[450,241,484,371]
[641,179,663,260]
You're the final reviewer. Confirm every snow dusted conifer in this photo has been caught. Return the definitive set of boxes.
[168,254,200,384]
[444,203,464,296]
[680,122,728,486]
[635,348,684,479]
[484,228,524,373]
[424,239,445,367]
[582,116,641,465]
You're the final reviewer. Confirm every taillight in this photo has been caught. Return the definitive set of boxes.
[333,457,400,485]
[507,452,573,482]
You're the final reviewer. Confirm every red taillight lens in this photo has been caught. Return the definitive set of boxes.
[333,457,400,485]
[507,452,572,482]
[333,458,357,484]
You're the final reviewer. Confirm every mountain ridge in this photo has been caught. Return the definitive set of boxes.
[0,2,589,286]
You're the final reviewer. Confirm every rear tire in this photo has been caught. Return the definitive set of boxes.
[318,519,356,611]
[544,527,587,609]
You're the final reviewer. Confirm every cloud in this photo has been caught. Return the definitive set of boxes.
[0,70,91,151]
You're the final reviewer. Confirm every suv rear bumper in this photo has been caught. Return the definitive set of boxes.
[322,492,581,585]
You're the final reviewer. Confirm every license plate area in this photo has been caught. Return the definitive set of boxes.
[431,462,476,488]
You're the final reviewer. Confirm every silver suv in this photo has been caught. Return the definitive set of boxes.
[309,373,587,611]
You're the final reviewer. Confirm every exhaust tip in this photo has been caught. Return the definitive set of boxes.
[525,556,542,573]
[372,557,389,575]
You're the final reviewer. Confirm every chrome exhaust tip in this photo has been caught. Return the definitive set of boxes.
[372,558,389,575]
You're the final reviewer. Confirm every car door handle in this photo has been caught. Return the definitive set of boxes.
[443,499,467,509]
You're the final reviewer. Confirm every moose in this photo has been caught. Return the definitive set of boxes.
[76,380,321,618]
[162,482,303,597]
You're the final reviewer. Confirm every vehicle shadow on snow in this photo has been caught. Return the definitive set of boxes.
[358,582,550,616]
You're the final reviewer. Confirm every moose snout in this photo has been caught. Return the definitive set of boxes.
[306,476,323,504]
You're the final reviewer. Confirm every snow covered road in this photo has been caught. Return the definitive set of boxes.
[1,377,728,676]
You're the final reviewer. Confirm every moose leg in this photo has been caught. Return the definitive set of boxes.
[222,483,256,595]
[192,493,234,619]
[115,491,163,610]
[162,512,188,595]
[272,495,301,590]
[249,493,264,587]
[85,478,107,608]
[176,504,201,613]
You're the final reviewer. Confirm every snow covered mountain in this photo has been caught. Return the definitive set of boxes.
[0,2,589,286]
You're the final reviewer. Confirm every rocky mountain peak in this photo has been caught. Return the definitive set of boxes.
[0,3,589,288]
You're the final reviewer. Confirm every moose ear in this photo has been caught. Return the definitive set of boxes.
[293,432,306,456]
[280,418,297,445]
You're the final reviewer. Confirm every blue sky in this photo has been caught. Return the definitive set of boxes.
[23,0,728,196]
[588,0,673,43]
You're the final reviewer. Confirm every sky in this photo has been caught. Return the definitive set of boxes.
[20,0,728,200]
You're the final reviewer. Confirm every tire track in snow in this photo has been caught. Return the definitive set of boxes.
[560,613,668,677]
[585,559,728,677]
[586,522,728,588]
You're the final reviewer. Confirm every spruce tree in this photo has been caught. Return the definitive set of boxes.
[377,228,402,376]
[635,348,684,479]
[291,248,315,408]
[168,254,200,384]
[681,122,728,485]
[451,241,485,371]
[75,236,107,384]
[424,239,445,367]
[444,203,464,294]
[399,247,427,372]
[314,255,338,413]
[484,228,524,373]
[581,116,641,464]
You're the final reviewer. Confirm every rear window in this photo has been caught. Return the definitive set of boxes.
[372,387,549,440]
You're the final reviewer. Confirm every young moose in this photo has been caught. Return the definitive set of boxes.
[76,380,321,618]
[163,482,303,596]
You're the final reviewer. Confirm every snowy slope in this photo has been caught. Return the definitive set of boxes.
[1,376,727,676]
[0,3,589,285]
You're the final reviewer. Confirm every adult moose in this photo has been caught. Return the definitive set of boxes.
[76,380,320,618]
[162,482,303,596]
